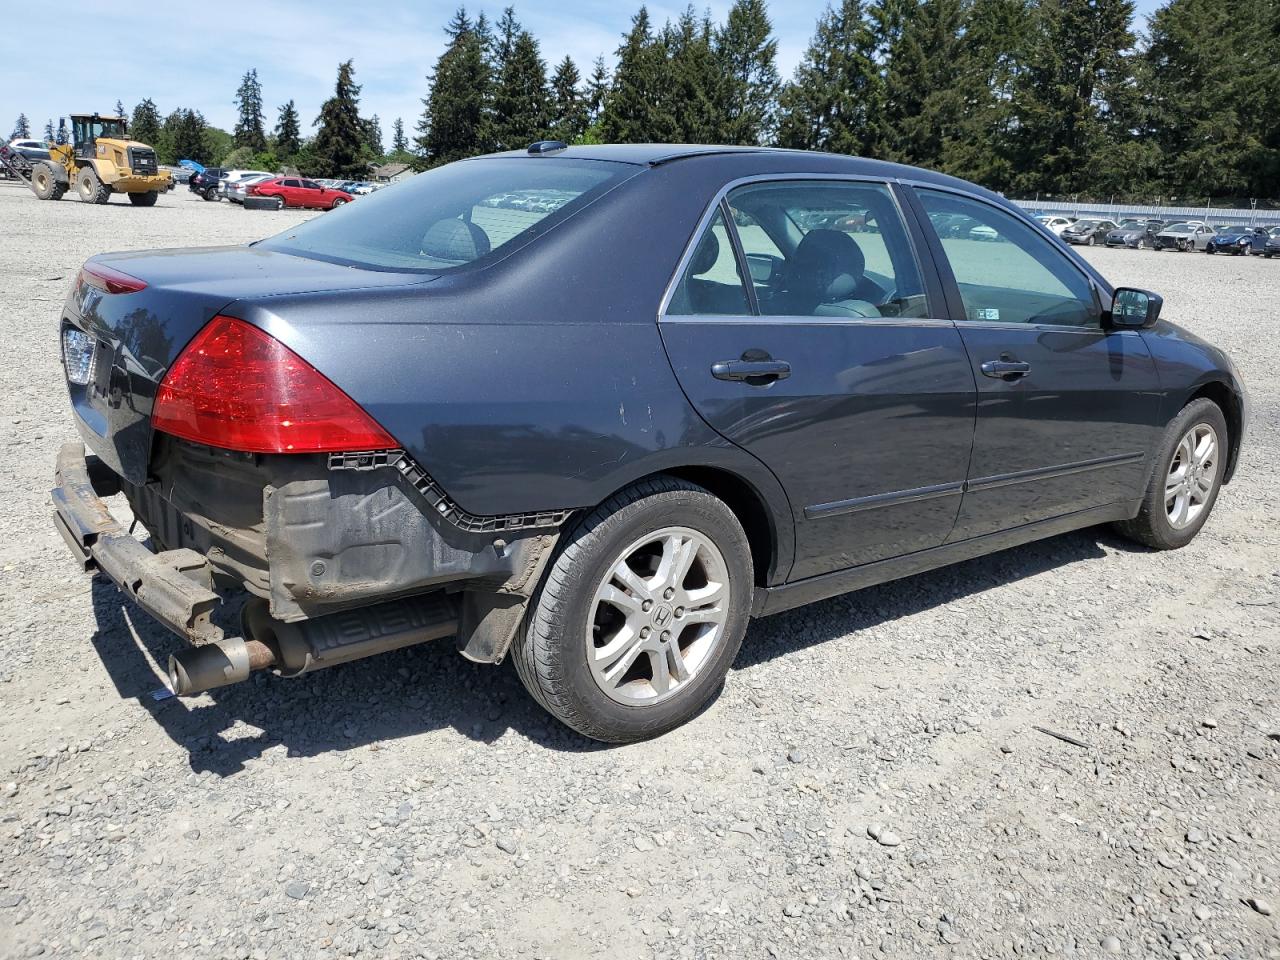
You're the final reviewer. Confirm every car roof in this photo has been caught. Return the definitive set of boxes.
[478,143,1007,202]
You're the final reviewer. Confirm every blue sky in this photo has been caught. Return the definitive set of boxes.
[5,0,1164,142]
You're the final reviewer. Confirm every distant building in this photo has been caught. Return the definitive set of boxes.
[371,162,413,184]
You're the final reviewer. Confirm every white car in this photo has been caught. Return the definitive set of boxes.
[219,170,274,196]
[224,173,275,204]
[1035,215,1075,236]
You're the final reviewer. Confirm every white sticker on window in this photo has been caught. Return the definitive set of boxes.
[975,307,1000,321]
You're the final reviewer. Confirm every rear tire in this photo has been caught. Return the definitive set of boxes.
[274,196,285,211]
[128,191,158,207]
[203,185,220,201]
[1086,236,1095,246]
[513,477,752,743]
[76,167,111,204]
[1113,398,1228,550]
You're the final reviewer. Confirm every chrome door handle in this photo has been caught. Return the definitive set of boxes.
[980,359,1031,380]
[711,360,792,383]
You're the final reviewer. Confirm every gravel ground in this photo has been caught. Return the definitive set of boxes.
[0,180,1277,960]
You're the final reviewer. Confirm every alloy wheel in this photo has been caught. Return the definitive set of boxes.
[586,526,730,706]
[1165,423,1219,529]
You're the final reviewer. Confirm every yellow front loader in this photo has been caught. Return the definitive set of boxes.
[26,114,172,205]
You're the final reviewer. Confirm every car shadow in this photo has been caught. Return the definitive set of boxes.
[86,526,1138,776]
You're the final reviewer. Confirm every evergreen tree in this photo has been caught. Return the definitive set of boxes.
[776,0,879,155]
[130,99,163,148]
[364,114,384,156]
[662,9,723,143]
[391,116,408,152]
[549,56,589,143]
[1009,0,1138,195]
[11,114,30,139]
[493,6,521,73]
[602,6,679,143]
[715,0,780,144]
[878,0,968,167]
[275,100,301,160]
[114,100,125,119]
[492,29,551,149]
[415,8,494,166]
[44,119,54,143]
[586,56,610,123]
[312,60,368,178]
[234,68,268,152]
[55,118,69,145]
[159,108,209,164]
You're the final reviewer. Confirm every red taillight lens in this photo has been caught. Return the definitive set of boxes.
[152,315,396,454]
[79,262,147,295]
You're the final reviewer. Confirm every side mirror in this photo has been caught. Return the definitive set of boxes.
[1107,287,1162,329]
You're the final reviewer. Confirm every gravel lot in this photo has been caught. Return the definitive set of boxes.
[1,180,1277,960]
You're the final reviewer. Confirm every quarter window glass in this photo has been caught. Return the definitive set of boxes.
[727,181,928,319]
[917,190,1099,327]
[667,208,750,316]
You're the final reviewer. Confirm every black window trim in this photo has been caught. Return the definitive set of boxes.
[658,172,946,324]
[902,180,1123,334]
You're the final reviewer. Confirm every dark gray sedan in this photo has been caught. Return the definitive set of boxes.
[52,144,1249,742]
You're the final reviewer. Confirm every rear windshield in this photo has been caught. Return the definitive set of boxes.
[258,157,637,273]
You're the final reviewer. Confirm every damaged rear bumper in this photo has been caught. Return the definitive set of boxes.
[51,441,564,693]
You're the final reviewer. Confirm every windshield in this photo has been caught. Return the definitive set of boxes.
[1221,225,1248,233]
[1118,220,1142,229]
[1072,220,1099,229]
[1166,224,1192,233]
[259,157,638,273]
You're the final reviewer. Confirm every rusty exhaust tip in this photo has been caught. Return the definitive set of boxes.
[167,636,274,696]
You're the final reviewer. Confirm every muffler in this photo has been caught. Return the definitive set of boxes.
[168,592,458,696]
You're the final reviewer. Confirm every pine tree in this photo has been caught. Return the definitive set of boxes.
[602,6,678,143]
[587,56,610,124]
[364,114,384,156]
[11,114,30,139]
[159,109,209,165]
[114,100,125,120]
[878,0,967,167]
[234,68,268,152]
[415,8,494,166]
[43,119,54,143]
[275,100,301,160]
[493,6,521,73]
[492,29,551,149]
[715,0,780,144]
[776,0,880,155]
[312,60,368,178]
[549,57,589,143]
[391,116,408,152]
[130,99,163,148]
[1009,0,1138,195]
[662,9,723,143]
[55,118,69,145]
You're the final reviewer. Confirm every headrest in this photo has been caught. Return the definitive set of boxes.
[791,229,866,302]
[690,229,720,275]
[421,218,491,263]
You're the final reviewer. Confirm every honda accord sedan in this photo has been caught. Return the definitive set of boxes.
[53,144,1249,742]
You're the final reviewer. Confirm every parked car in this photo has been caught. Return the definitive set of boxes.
[1105,219,1164,249]
[1060,219,1118,245]
[219,170,274,196]
[188,167,228,200]
[248,176,353,210]
[1205,225,1271,255]
[1153,222,1214,251]
[338,180,378,196]
[1263,229,1280,258]
[225,173,275,204]
[7,138,51,162]
[53,145,1248,743]
[1035,214,1075,236]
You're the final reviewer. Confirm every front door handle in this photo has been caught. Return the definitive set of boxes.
[980,359,1031,380]
[711,359,792,383]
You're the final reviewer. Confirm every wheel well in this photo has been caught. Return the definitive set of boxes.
[1186,380,1242,481]
[659,466,776,587]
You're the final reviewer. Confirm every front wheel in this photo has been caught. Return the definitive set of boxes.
[203,186,220,201]
[128,191,158,207]
[514,477,752,743]
[330,197,347,208]
[1206,244,1216,254]
[1113,398,1228,550]
[76,167,111,204]
[1086,235,1095,246]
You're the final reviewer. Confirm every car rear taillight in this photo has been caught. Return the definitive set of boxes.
[78,262,147,295]
[151,315,396,454]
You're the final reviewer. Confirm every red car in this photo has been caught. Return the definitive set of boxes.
[249,177,353,210]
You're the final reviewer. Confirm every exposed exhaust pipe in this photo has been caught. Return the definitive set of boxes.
[167,592,458,696]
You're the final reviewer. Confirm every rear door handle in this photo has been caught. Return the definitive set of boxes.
[980,359,1031,379]
[711,359,792,383]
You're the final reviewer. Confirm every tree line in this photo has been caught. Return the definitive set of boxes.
[11,0,1278,199]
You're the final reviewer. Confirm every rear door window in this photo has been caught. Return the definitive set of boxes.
[667,207,750,316]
